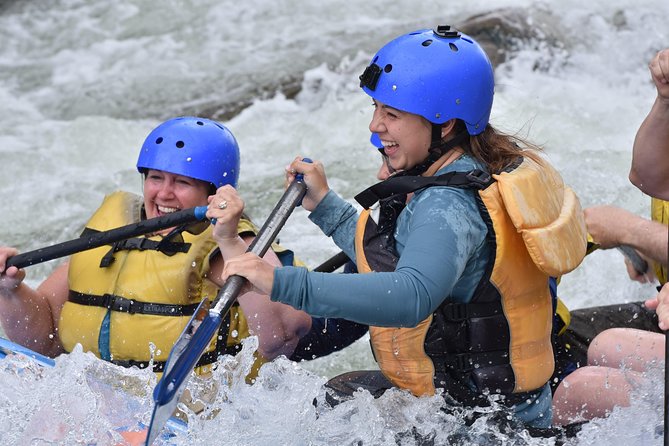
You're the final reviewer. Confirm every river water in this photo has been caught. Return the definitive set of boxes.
[0,0,667,444]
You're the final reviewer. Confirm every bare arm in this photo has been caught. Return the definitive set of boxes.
[207,237,311,360]
[629,49,669,198]
[204,186,311,360]
[585,205,667,265]
[0,248,69,356]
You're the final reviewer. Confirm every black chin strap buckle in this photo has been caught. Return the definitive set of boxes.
[434,25,461,39]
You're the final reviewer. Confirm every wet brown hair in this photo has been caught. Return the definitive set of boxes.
[453,120,544,174]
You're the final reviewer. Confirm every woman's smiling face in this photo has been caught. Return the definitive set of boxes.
[143,169,210,233]
[368,99,433,172]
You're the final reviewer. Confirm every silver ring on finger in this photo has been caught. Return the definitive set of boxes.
[218,200,228,210]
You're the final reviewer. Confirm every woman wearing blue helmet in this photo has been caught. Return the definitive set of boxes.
[0,117,311,379]
[219,26,587,428]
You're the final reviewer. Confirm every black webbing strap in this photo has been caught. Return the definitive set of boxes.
[111,319,241,373]
[355,169,493,208]
[434,349,510,373]
[68,291,201,316]
[79,224,193,268]
[440,301,504,321]
[99,237,192,267]
[112,348,234,373]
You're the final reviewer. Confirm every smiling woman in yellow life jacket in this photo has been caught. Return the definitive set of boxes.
[0,117,311,380]
[218,26,587,429]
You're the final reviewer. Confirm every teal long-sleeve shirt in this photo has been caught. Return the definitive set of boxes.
[270,155,491,327]
[272,154,554,428]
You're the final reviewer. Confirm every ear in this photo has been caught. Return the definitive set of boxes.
[440,119,457,138]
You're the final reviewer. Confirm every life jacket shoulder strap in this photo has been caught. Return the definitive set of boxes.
[354,169,493,208]
[79,227,194,268]
[439,300,503,321]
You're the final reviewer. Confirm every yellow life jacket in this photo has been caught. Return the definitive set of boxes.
[59,191,297,376]
[354,157,587,400]
[651,198,669,284]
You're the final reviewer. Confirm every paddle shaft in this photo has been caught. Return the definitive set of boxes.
[313,251,350,273]
[151,178,307,405]
[618,242,667,444]
[212,179,308,315]
[6,206,208,269]
[615,245,649,276]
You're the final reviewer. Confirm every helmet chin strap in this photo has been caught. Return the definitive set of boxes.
[393,125,469,177]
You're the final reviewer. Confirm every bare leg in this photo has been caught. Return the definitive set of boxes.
[552,365,645,426]
[588,328,664,372]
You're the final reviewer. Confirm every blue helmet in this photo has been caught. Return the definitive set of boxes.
[360,25,494,136]
[136,117,240,188]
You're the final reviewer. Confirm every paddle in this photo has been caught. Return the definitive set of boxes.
[618,242,667,444]
[145,164,310,445]
[5,206,209,269]
[0,336,189,440]
[312,250,350,273]
[615,245,650,279]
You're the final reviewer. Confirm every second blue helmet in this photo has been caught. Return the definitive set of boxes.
[137,117,240,188]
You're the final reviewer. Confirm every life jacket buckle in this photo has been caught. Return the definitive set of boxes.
[124,238,149,250]
[465,169,492,189]
[451,353,473,371]
[101,293,115,309]
[126,299,137,315]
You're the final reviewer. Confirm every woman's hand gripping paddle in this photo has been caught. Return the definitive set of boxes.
[145,160,311,446]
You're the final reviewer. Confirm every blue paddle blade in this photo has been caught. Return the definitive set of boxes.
[146,175,308,445]
[0,337,187,443]
[161,299,211,379]
[145,302,220,445]
[0,337,56,367]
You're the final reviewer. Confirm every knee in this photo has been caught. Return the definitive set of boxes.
[588,328,627,365]
[554,366,598,401]
[552,366,603,425]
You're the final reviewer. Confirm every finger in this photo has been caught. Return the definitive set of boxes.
[657,49,669,84]
[294,157,320,174]
[645,297,659,310]
[286,156,304,177]
[289,156,320,176]
[0,248,18,271]
[6,266,20,277]
[221,255,246,279]
[650,50,669,85]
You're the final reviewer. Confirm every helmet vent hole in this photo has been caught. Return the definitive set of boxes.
[422,39,432,47]
[196,121,204,126]
[449,43,458,52]
[384,64,393,73]
[155,137,163,144]
[176,141,185,148]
